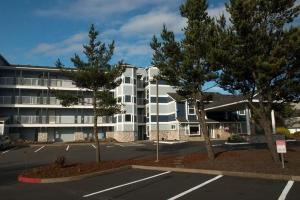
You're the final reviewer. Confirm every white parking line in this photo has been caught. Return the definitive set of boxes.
[2,150,10,154]
[91,144,96,149]
[34,146,45,153]
[66,145,70,151]
[167,175,223,200]
[83,171,171,198]
[278,180,294,200]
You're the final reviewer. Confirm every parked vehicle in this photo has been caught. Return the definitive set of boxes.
[0,135,11,150]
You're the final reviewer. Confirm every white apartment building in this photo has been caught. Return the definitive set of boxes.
[0,55,254,142]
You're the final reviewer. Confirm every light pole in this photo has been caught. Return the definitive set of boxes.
[155,77,159,162]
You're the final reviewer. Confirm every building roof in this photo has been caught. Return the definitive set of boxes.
[0,54,10,66]
[167,92,246,110]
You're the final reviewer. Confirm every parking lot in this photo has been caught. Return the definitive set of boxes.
[0,141,210,186]
[0,168,299,200]
[0,141,299,199]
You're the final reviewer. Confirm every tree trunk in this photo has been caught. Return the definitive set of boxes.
[92,91,101,163]
[258,114,280,163]
[195,104,215,161]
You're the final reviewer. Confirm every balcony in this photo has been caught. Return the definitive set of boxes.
[0,96,93,106]
[137,115,146,123]
[137,98,145,106]
[10,115,115,124]
[137,80,144,89]
[0,96,12,104]
[0,77,76,88]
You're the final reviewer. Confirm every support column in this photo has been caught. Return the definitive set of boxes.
[245,107,251,135]
[271,110,276,134]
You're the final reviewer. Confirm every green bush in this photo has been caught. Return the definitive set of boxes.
[276,127,291,139]
[227,134,247,143]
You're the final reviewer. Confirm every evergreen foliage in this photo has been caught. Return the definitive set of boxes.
[151,0,219,160]
[211,0,300,162]
[52,24,125,163]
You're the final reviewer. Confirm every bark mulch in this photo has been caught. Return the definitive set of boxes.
[21,146,300,179]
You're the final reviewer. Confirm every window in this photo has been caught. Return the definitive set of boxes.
[238,110,245,115]
[118,115,122,122]
[134,115,137,122]
[125,77,131,84]
[133,97,136,103]
[190,127,199,135]
[171,125,176,130]
[134,79,136,85]
[125,114,131,122]
[188,105,195,115]
[150,114,175,122]
[125,95,131,102]
[150,97,171,103]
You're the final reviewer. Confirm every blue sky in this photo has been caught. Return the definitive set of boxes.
[0,0,299,93]
[0,0,228,67]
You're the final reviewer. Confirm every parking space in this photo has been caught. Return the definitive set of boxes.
[0,168,298,200]
[286,181,300,200]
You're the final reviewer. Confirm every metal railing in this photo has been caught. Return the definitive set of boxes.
[0,77,76,88]
[137,80,144,89]
[13,116,47,124]
[10,115,114,124]
[137,98,145,105]
[137,115,146,123]
[0,96,95,106]
[0,96,12,104]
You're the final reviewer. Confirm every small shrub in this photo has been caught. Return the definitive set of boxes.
[227,134,247,143]
[54,156,66,168]
[292,131,300,139]
[276,127,291,139]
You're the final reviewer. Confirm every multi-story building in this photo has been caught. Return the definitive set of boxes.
[0,55,256,142]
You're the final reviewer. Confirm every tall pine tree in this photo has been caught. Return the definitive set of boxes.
[211,0,300,162]
[151,0,219,160]
[53,25,125,163]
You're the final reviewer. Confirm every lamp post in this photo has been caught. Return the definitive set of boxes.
[155,77,159,162]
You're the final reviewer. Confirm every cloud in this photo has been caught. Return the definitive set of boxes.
[35,0,182,21]
[207,5,230,21]
[116,41,152,58]
[120,9,186,37]
[30,32,87,56]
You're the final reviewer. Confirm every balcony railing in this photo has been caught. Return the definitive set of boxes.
[137,98,145,105]
[0,96,94,106]
[0,77,76,88]
[137,115,146,123]
[14,96,61,105]
[10,115,114,124]
[137,80,144,89]
[0,96,12,104]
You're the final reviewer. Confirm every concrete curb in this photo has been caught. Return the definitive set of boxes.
[131,165,300,182]
[18,165,131,184]
[18,164,300,184]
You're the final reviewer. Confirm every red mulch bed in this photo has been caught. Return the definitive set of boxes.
[21,146,300,178]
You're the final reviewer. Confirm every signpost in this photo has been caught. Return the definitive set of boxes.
[276,140,286,168]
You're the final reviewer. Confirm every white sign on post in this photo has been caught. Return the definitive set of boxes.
[276,140,287,153]
[276,140,286,169]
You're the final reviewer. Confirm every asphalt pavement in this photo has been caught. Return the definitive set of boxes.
[0,140,299,199]
[0,168,298,200]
